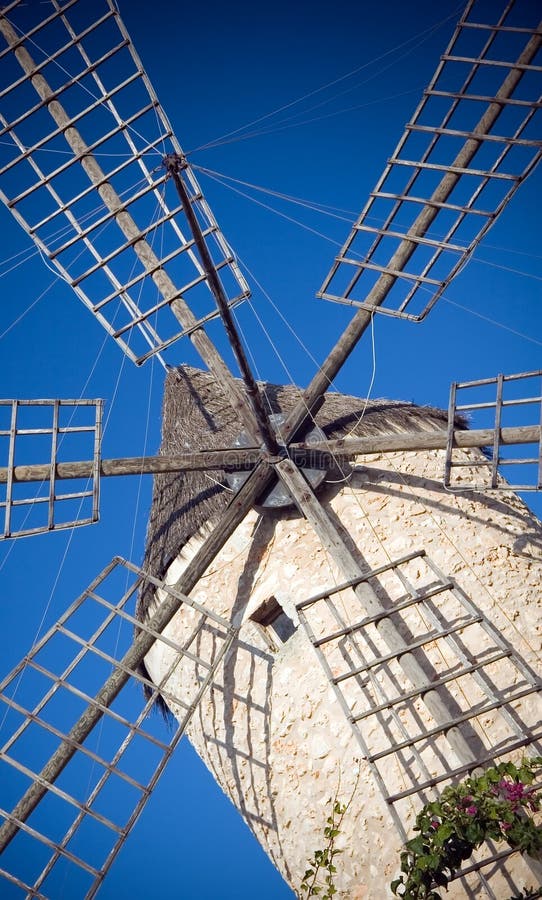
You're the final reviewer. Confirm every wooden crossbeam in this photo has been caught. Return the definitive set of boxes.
[1,425,538,483]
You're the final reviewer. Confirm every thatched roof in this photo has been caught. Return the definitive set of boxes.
[139,365,461,619]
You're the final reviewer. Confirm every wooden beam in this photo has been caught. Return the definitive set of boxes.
[275,458,485,768]
[0,449,262,484]
[279,24,542,446]
[0,457,276,853]
[0,15,260,441]
[311,424,541,456]
[1,424,538,483]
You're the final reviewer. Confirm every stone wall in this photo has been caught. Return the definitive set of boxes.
[144,445,542,898]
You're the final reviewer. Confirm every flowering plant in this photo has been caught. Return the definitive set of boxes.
[391,757,542,900]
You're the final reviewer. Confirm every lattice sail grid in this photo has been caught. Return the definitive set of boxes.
[445,369,542,491]
[0,398,102,539]
[297,550,542,845]
[0,0,250,365]
[318,0,542,320]
[0,557,237,899]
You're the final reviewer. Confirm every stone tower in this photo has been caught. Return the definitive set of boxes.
[139,366,541,898]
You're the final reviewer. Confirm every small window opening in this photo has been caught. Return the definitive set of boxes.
[250,596,297,646]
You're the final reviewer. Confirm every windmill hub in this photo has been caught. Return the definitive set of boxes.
[226,414,328,509]
[163,151,188,174]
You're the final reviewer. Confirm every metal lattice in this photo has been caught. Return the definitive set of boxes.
[0,399,102,539]
[445,370,542,491]
[318,0,542,320]
[0,0,250,365]
[0,557,238,899]
[296,550,542,845]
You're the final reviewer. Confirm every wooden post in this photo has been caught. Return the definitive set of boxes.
[0,424,538,483]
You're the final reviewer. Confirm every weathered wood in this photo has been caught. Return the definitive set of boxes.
[311,424,541,456]
[0,449,261,483]
[0,458,275,853]
[166,157,278,453]
[280,24,542,445]
[275,458,485,768]
[0,16,259,441]
[0,424,538,483]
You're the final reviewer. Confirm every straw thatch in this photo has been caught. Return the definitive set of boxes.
[139,365,464,620]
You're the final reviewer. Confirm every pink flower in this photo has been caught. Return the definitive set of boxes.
[430,819,440,830]
[466,805,478,816]
[500,821,512,832]
[498,779,525,803]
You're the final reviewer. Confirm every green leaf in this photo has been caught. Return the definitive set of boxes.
[407,836,426,855]
[432,822,455,846]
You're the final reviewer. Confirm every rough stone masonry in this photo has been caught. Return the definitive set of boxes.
[141,367,541,898]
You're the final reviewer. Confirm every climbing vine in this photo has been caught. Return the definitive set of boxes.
[391,757,542,900]
[300,772,360,899]
[299,798,347,898]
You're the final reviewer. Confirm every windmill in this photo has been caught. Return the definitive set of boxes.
[0,0,534,896]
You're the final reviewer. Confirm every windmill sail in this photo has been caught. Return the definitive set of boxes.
[0,0,250,365]
[0,1,540,897]
[445,369,542,491]
[296,549,542,841]
[318,1,542,320]
[0,557,238,898]
[0,398,102,539]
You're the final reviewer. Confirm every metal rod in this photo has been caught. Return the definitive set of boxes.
[351,651,512,719]
[336,615,482,680]
[492,374,504,487]
[4,401,16,537]
[406,122,540,145]
[354,223,468,251]
[297,549,425,609]
[441,54,542,71]
[367,686,540,763]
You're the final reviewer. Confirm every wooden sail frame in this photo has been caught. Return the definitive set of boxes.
[297,549,542,841]
[0,1,250,364]
[318,1,542,320]
[0,398,102,539]
[0,557,238,897]
[0,0,540,896]
[445,369,542,491]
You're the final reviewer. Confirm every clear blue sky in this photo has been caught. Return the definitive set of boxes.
[0,1,540,897]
